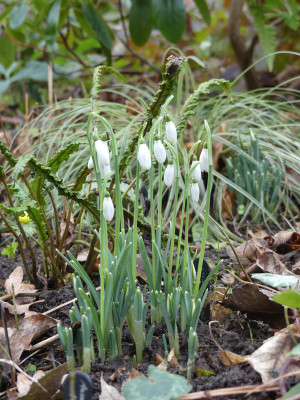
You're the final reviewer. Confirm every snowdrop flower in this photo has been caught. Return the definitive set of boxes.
[138,141,151,170]
[164,160,175,187]
[165,119,177,145]
[190,178,200,202]
[103,192,114,222]
[87,156,94,169]
[200,146,209,172]
[95,139,110,167]
[99,162,111,179]
[154,138,166,164]
[191,157,201,183]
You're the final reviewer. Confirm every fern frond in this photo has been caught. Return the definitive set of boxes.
[254,15,277,72]
[176,79,231,136]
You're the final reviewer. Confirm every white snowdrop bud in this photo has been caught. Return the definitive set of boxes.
[191,158,201,182]
[103,193,114,222]
[138,141,151,170]
[200,147,209,172]
[164,160,175,187]
[165,120,177,145]
[190,179,200,202]
[95,139,110,166]
[154,139,166,164]
[88,156,94,169]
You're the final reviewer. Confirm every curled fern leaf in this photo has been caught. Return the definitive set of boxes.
[176,79,231,136]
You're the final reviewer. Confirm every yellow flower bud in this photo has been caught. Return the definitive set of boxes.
[19,211,30,224]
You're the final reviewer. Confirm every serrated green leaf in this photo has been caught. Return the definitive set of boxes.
[27,205,47,241]
[123,365,191,400]
[272,290,300,309]
[82,3,113,53]
[129,0,153,46]
[194,0,211,25]
[0,201,36,216]
[12,154,34,179]
[47,143,80,173]
[45,0,62,45]
[152,0,186,43]
[251,273,300,288]
[253,15,276,72]
[26,157,99,221]
[9,4,28,30]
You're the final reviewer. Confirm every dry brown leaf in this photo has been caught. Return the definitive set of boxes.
[99,374,125,400]
[157,360,168,371]
[256,251,297,276]
[17,363,68,400]
[248,229,269,238]
[5,267,37,304]
[0,314,56,363]
[155,353,165,365]
[76,249,90,263]
[246,324,300,383]
[59,212,75,252]
[226,238,269,265]
[218,350,247,366]
[127,368,144,380]
[221,186,236,220]
[212,139,224,170]
[221,283,284,328]
[17,370,45,397]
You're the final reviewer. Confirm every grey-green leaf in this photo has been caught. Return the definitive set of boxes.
[251,273,300,288]
[9,4,28,30]
[152,0,186,43]
[194,0,211,25]
[123,365,191,400]
[129,0,153,46]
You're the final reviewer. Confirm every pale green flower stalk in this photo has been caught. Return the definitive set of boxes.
[193,121,213,299]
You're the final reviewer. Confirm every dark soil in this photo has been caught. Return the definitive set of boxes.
[0,239,291,400]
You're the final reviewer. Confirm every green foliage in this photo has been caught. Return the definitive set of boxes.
[45,0,62,46]
[225,133,283,223]
[251,273,300,288]
[1,241,18,259]
[194,0,211,25]
[129,0,153,46]
[123,365,192,400]
[272,290,300,309]
[253,15,276,72]
[152,0,186,43]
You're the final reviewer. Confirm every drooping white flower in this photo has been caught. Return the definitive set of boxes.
[99,161,111,179]
[191,159,201,182]
[138,142,151,170]
[154,139,166,164]
[95,139,110,166]
[200,148,209,172]
[165,120,177,145]
[103,194,114,222]
[190,179,200,202]
[164,161,175,187]
[88,156,94,169]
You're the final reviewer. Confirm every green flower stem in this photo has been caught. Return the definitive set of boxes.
[193,121,213,298]
[0,210,34,284]
[1,175,38,284]
[132,161,140,283]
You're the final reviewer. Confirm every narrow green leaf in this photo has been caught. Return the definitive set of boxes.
[45,0,62,45]
[152,0,186,43]
[9,4,28,30]
[82,3,113,51]
[129,0,153,46]
[272,290,300,309]
[194,0,211,25]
